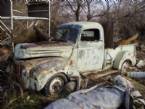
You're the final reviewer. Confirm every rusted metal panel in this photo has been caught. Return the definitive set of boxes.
[112,44,136,70]
[15,42,73,59]
[77,41,104,72]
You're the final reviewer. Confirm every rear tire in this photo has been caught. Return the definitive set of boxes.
[43,73,68,96]
[121,61,132,74]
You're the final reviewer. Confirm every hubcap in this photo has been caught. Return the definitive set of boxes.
[121,62,130,73]
[49,77,64,94]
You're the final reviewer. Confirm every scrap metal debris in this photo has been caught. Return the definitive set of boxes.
[114,33,139,46]
[45,75,145,109]
[137,60,145,69]
[127,72,145,79]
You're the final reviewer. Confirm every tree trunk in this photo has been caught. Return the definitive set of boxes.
[75,6,80,21]
[102,19,114,48]
[75,11,80,21]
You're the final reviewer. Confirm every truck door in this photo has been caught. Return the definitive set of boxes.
[77,28,104,72]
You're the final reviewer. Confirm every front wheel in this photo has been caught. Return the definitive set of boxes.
[43,74,68,96]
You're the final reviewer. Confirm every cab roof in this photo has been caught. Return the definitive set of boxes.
[60,22,103,30]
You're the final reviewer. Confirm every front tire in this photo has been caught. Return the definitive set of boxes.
[43,74,68,96]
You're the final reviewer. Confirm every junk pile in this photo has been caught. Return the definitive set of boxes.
[136,43,145,70]
[114,33,139,47]
[126,42,145,80]
[45,76,145,109]
[0,46,11,104]
[0,46,23,107]
[128,72,145,79]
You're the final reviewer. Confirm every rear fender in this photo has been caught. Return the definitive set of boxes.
[113,51,136,70]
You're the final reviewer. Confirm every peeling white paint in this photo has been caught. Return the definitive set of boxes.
[15,22,136,91]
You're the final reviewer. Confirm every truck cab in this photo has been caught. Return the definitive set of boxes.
[14,22,136,95]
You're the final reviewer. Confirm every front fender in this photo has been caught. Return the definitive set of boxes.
[33,69,66,91]
[24,57,81,91]
[34,66,82,91]
[29,58,67,91]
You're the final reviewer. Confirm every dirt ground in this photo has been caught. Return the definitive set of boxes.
[1,77,145,109]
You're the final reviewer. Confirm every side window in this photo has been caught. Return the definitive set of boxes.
[81,29,100,41]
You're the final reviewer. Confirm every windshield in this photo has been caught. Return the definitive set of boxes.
[54,27,80,43]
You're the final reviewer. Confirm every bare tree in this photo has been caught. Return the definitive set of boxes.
[85,0,93,20]
[80,0,106,21]
[64,0,86,21]
[46,0,145,41]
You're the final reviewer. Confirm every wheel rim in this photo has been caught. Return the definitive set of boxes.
[121,61,130,73]
[49,77,64,94]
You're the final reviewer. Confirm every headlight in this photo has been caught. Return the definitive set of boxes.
[29,68,36,78]
[22,69,27,77]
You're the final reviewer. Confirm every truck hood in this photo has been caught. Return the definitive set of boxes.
[15,42,73,59]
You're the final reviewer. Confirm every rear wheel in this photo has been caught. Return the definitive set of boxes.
[121,61,132,74]
[43,74,68,96]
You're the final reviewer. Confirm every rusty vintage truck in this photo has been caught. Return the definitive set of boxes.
[14,22,136,95]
